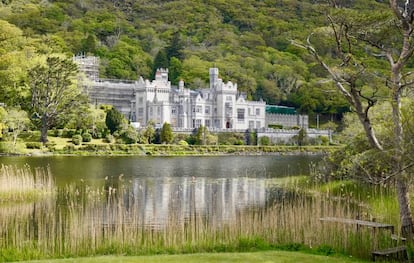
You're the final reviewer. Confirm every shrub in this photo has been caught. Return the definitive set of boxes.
[72,135,82,145]
[320,136,329,146]
[104,134,115,143]
[82,132,92,142]
[269,124,283,129]
[259,136,270,146]
[26,142,42,149]
[45,141,56,151]
[178,140,189,146]
[119,126,138,144]
[53,129,63,137]
[62,128,76,138]
[63,144,75,152]
[218,132,245,145]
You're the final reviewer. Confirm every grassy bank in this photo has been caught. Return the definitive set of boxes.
[18,251,368,263]
[30,139,340,156]
[1,131,340,156]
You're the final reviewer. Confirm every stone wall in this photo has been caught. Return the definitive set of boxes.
[266,113,308,129]
[257,128,330,144]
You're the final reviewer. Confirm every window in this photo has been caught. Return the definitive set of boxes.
[214,119,220,128]
[226,95,232,101]
[138,97,143,104]
[196,105,203,113]
[256,121,261,128]
[256,108,260,116]
[205,106,210,114]
[248,108,251,116]
[237,108,245,121]
[157,106,161,116]
[172,107,177,114]
[249,121,254,129]
[195,119,202,128]
[205,119,210,127]
[138,108,144,117]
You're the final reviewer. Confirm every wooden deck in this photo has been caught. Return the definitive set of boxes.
[372,246,408,262]
[320,217,410,261]
[319,217,395,233]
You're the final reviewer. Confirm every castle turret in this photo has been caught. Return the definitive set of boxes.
[209,68,219,91]
[155,68,169,82]
[179,79,184,92]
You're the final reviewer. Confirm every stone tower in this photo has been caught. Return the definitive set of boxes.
[209,68,219,91]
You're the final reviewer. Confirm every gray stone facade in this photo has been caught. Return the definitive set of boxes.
[74,55,311,133]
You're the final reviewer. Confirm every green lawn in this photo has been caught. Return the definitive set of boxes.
[20,251,368,263]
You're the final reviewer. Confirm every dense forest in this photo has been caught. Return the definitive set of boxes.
[0,0,394,119]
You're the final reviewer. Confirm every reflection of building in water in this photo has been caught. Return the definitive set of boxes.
[130,177,266,227]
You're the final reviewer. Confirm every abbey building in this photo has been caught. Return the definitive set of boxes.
[75,55,266,129]
[134,68,266,129]
[74,54,314,136]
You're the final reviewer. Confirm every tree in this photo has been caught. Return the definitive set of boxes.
[4,108,30,150]
[0,106,6,140]
[151,50,168,78]
[142,121,155,144]
[195,125,208,145]
[294,1,414,236]
[166,31,184,61]
[169,57,183,85]
[0,20,31,108]
[105,107,125,134]
[29,56,80,143]
[160,122,173,144]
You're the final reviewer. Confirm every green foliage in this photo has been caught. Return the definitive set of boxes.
[178,140,188,146]
[217,133,245,145]
[118,125,138,144]
[142,121,155,144]
[0,106,7,139]
[25,142,42,149]
[4,108,30,149]
[160,122,174,144]
[105,107,125,134]
[29,55,81,143]
[104,134,115,144]
[72,134,82,145]
[325,99,414,182]
[259,136,270,146]
[0,0,389,119]
[297,128,308,146]
[82,132,92,142]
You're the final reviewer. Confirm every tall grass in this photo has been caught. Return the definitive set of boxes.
[0,164,54,202]
[0,174,399,262]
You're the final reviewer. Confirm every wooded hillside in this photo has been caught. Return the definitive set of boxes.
[0,0,391,117]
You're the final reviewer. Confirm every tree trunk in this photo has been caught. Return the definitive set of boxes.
[40,114,49,144]
[396,177,414,237]
[390,66,414,236]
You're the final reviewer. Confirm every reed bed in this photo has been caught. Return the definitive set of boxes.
[0,164,55,202]
[0,175,398,262]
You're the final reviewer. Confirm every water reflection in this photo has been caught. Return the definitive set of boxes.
[125,176,266,228]
[0,155,322,186]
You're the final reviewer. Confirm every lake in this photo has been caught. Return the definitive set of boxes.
[0,155,321,185]
[3,154,358,259]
